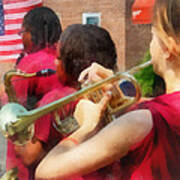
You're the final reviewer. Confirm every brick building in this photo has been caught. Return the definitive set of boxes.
[126,0,151,69]
[0,0,152,90]
[44,0,151,71]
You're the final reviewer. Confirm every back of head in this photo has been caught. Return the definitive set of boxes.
[153,0,180,42]
[59,24,117,84]
[23,6,62,52]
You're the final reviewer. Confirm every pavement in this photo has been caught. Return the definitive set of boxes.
[0,62,13,177]
[0,133,7,177]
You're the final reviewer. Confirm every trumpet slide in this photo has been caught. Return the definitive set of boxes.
[0,60,151,145]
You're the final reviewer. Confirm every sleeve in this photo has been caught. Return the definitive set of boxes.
[34,113,52,144]
[33,89,64,146]
[33,91,56,144]
[13,56,39,107]
[34,87,78,145]
[126,97,180,180]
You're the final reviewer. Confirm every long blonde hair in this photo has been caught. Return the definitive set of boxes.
[153,0,180,44]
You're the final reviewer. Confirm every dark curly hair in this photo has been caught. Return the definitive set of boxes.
[59,24,117,84]
[23,6,62,52]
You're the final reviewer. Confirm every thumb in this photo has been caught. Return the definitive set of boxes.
[78,67,90,82]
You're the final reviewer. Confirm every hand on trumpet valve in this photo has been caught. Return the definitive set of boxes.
[79,62,114,92]
[74,92,112,133]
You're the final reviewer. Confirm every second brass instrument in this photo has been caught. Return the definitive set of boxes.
[4,68,56,103]
[0,60,151,145]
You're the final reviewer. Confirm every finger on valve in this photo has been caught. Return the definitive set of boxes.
[79,65,114,95]
[74,92,112,127]
[78,63,113,83]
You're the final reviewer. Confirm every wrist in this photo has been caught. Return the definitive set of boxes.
[70,125,94,143]
[60,137,78,147]
[78,124,98,141]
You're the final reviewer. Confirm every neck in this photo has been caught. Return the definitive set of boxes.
[65,80,79,89]
[164,68,180,93]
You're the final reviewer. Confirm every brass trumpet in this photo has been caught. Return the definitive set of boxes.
[0,61,151,145]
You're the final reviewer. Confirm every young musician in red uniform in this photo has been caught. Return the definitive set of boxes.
[7,23,117,179]
[12,7,62,110]
[36,0,180,179]
[6,7,63,180]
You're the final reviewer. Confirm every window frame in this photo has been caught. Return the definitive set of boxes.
[82,13,101,26]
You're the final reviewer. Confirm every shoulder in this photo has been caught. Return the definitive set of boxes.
[94,109,153,158]
[130,92,180,133]
[118,109,153,131]
[17,48,56,72]
[110,109,153,147]
[37,85,77,107]
[137,92,180,118]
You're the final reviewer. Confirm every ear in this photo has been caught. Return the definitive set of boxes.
[56,59,68,84]
[56,59,64,76]
[56,42,61,58]
[163,36,180,60]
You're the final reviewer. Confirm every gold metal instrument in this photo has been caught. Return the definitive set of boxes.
[4,68,56,103]
[1,68,57,146]
[0,168,18,180]
[0,61,151,146]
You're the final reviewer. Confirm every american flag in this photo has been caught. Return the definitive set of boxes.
[0,0,43,62]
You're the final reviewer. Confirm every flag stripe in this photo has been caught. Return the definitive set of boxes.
[4,3,42,14]
[4,19,23,25]
[4,29,21,35]
[0,0,42,62]
[0,34,21,41]
[3,0,42,9]
[3,0,31,5]
[0,49,22,56]
[0,39,22,45]
[0,54,20,60]
[0,43,23,51]
[5,12,27,20]
[5,24,21,30]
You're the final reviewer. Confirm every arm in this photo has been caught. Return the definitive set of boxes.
[36,63,153,179]
[13,111,51,167]
[14,138,46,166]
[16,86,77,167]
[21,64,110,166]
[14,107,53,167]
[36,108,153,180]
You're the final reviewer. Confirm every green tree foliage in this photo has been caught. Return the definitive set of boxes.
[134,51,165,97]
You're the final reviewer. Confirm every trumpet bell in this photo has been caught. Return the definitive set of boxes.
[0,167,18,180]
[0,103,34,145]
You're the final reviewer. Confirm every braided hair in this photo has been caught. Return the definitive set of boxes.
[23,6,62,53]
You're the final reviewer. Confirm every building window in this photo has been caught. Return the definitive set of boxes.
[82,13,101,26]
